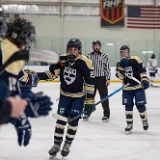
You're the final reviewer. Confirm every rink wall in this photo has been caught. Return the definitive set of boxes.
[24,66,160,83]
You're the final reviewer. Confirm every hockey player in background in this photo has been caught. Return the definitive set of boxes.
[147,54,158,86]
[36,38,95,158]
[116,45,150,134]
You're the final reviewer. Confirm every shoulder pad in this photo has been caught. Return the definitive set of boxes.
[81,55,93,70]
[130,56,142,63]
[2,39,24,75]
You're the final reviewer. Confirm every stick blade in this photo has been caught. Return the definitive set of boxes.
[131,77,141,84]
[52,113,67,122]
[29,49,59,64]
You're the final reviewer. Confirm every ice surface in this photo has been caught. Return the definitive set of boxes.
[0,83,160,160]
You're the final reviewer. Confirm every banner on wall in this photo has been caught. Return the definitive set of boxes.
[100,0,125,27]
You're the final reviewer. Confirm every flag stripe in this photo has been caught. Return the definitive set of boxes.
[128,22,160,25]
[128,26,160,29]
[127,19,160,22]
[141,10,160,12]
[141,12,160,16]
[128,23,160,26]
[140,6,160,8]
[141,15,160,17]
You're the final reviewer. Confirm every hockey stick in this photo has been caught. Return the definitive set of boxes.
[30,49,59,64]
[95,83,130,106]
[154,68,160,77]
[52,83,130,123]
[0,49,59,75]
[130,76,141,84]
[156,72,160,77]
[125,75,141,84]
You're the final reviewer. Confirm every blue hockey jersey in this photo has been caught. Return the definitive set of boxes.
[37,54,95,98]
[116,56,149,91]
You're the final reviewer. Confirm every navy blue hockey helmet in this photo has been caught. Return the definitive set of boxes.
[92,40,101,46]
[6,17,36,48]
[120,45,130,53]
[66,38,82,53]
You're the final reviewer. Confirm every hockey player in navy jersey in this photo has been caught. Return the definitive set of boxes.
[0,17,35,146]
[0,16,52,146]
[36,38,95,158]
[116,45,150,134]
[0,7,28,124]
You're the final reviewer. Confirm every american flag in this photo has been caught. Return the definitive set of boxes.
[127,6,160,29]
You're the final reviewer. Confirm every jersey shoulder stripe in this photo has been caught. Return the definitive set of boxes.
[80,55,93,70]
[130,56,142,64]
[1,39,24,75]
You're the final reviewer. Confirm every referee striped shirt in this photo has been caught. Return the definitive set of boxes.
[86,52,111,80]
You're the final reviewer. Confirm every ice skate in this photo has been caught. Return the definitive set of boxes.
[102,116,109,123]
[143,119,149,131]
[83,115,89,122]
[125,124,133,135]
[49,142,61,159]
[61,142,71,158]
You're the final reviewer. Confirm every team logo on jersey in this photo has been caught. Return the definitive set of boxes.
[125,66,133,79]
[100,0,124,24]
[63,67,76,85]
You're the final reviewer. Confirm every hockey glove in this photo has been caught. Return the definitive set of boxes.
[84,99,96,117]
[10,113,31,146]
[25,95,53,117]
[141,80,149,90]
[0,79,10,99]
[120,57,129,68]
[20,84,52,118]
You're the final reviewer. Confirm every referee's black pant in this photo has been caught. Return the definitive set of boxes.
[94,76,110,119]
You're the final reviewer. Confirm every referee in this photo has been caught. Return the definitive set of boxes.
[84,40,111,122]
